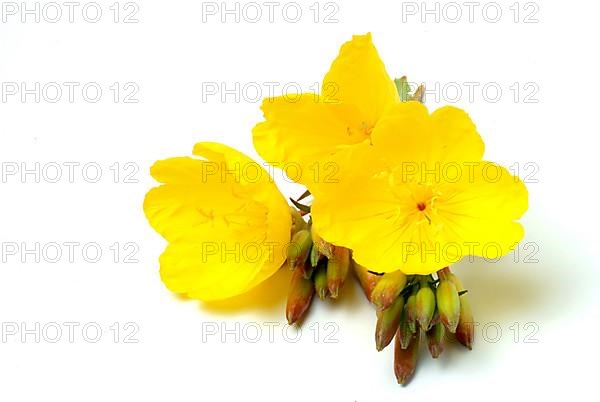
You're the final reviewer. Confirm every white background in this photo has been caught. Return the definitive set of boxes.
[0,0,597,400]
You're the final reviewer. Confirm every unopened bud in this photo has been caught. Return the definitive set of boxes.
[447,272,474,349]
[313,263,329,300]
[287,229,312,270]
[309,227,323,267]
[394,327,420,385]
[416,284,436,331]
[301,257,316,279]
[352,260,380,302]
[398,308,414,350]
[327,246,350,298]
[311,226,333,259]
[405,292,417,333]
[310,242,321,267]
[426,322,445,358]
[436,279,460,333]
[371,271,407,310]
[286,268,315,325]
[375,295,404,351]
[290,206,307,236]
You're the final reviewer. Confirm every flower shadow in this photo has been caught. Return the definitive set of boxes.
[453,254,565,323]
[195,268,293,318]
[425,255,565,369]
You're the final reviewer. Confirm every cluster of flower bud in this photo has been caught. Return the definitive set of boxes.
[286,206,350,325]
[359,265,474,385]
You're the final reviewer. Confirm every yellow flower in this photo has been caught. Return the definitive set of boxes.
[143,142,291,301]
[252,33,399,188]
[312,101,528,274]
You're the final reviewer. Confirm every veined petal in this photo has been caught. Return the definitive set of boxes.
[323,33,399,125]
[253,33,398,188]
[371,102,485,173]
[432,163,528,262]
[159,235,280,301]
[253,96,372,188]
[145,157,250,242]
[314,162,528,275]
[312,170,410,273]
[311,99,527,275]
[144,143,291,301]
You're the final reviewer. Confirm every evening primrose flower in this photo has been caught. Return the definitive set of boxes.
[143,142,291,301]
[312,101,528,274]
[252,33,399,188]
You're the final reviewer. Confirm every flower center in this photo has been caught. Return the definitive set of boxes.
[417,202,426,211]
[348,122,374,142]
[362,122,374,137]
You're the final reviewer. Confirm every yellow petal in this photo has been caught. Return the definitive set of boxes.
[159,235,280,301]
[323,33,399,125]
[144,143,291,301]
[145,157,248,242]
[314,164,527,274]
[253,33,398,189]
[312,170,409,273]
[432,163,528,263]
[253,96,371,188]
[312,101,527,275]
[371,102,485,171]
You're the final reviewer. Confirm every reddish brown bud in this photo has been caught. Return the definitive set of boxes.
[371,271,407,310]
[375,295,404,351]
[313,263,329,301]
[286,268,315,325]
[326,246,350,298]
[352,260,380,302]
[394,327,420,385]
[426,322,445,358]
[447,272,474,349]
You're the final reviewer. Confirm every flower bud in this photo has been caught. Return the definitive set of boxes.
[436,279,460,333]
[286,267,315,325]
[310,242,321,268]
[426,322,445,358]
[313,263,329,301]
[287,229,312,270]
[394,327,420,385]
[352,260,380,302]
[311,226,333,259]
[371,271,407,310]
[375,295,404,351]
[447,273,474,350]
[290,206,307,236]
[301,256,316,279]
[416,284,436,331]
[405,292,417,333]
[398,308,414,350]
[309,227,324,267]
[327,246,350,298]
